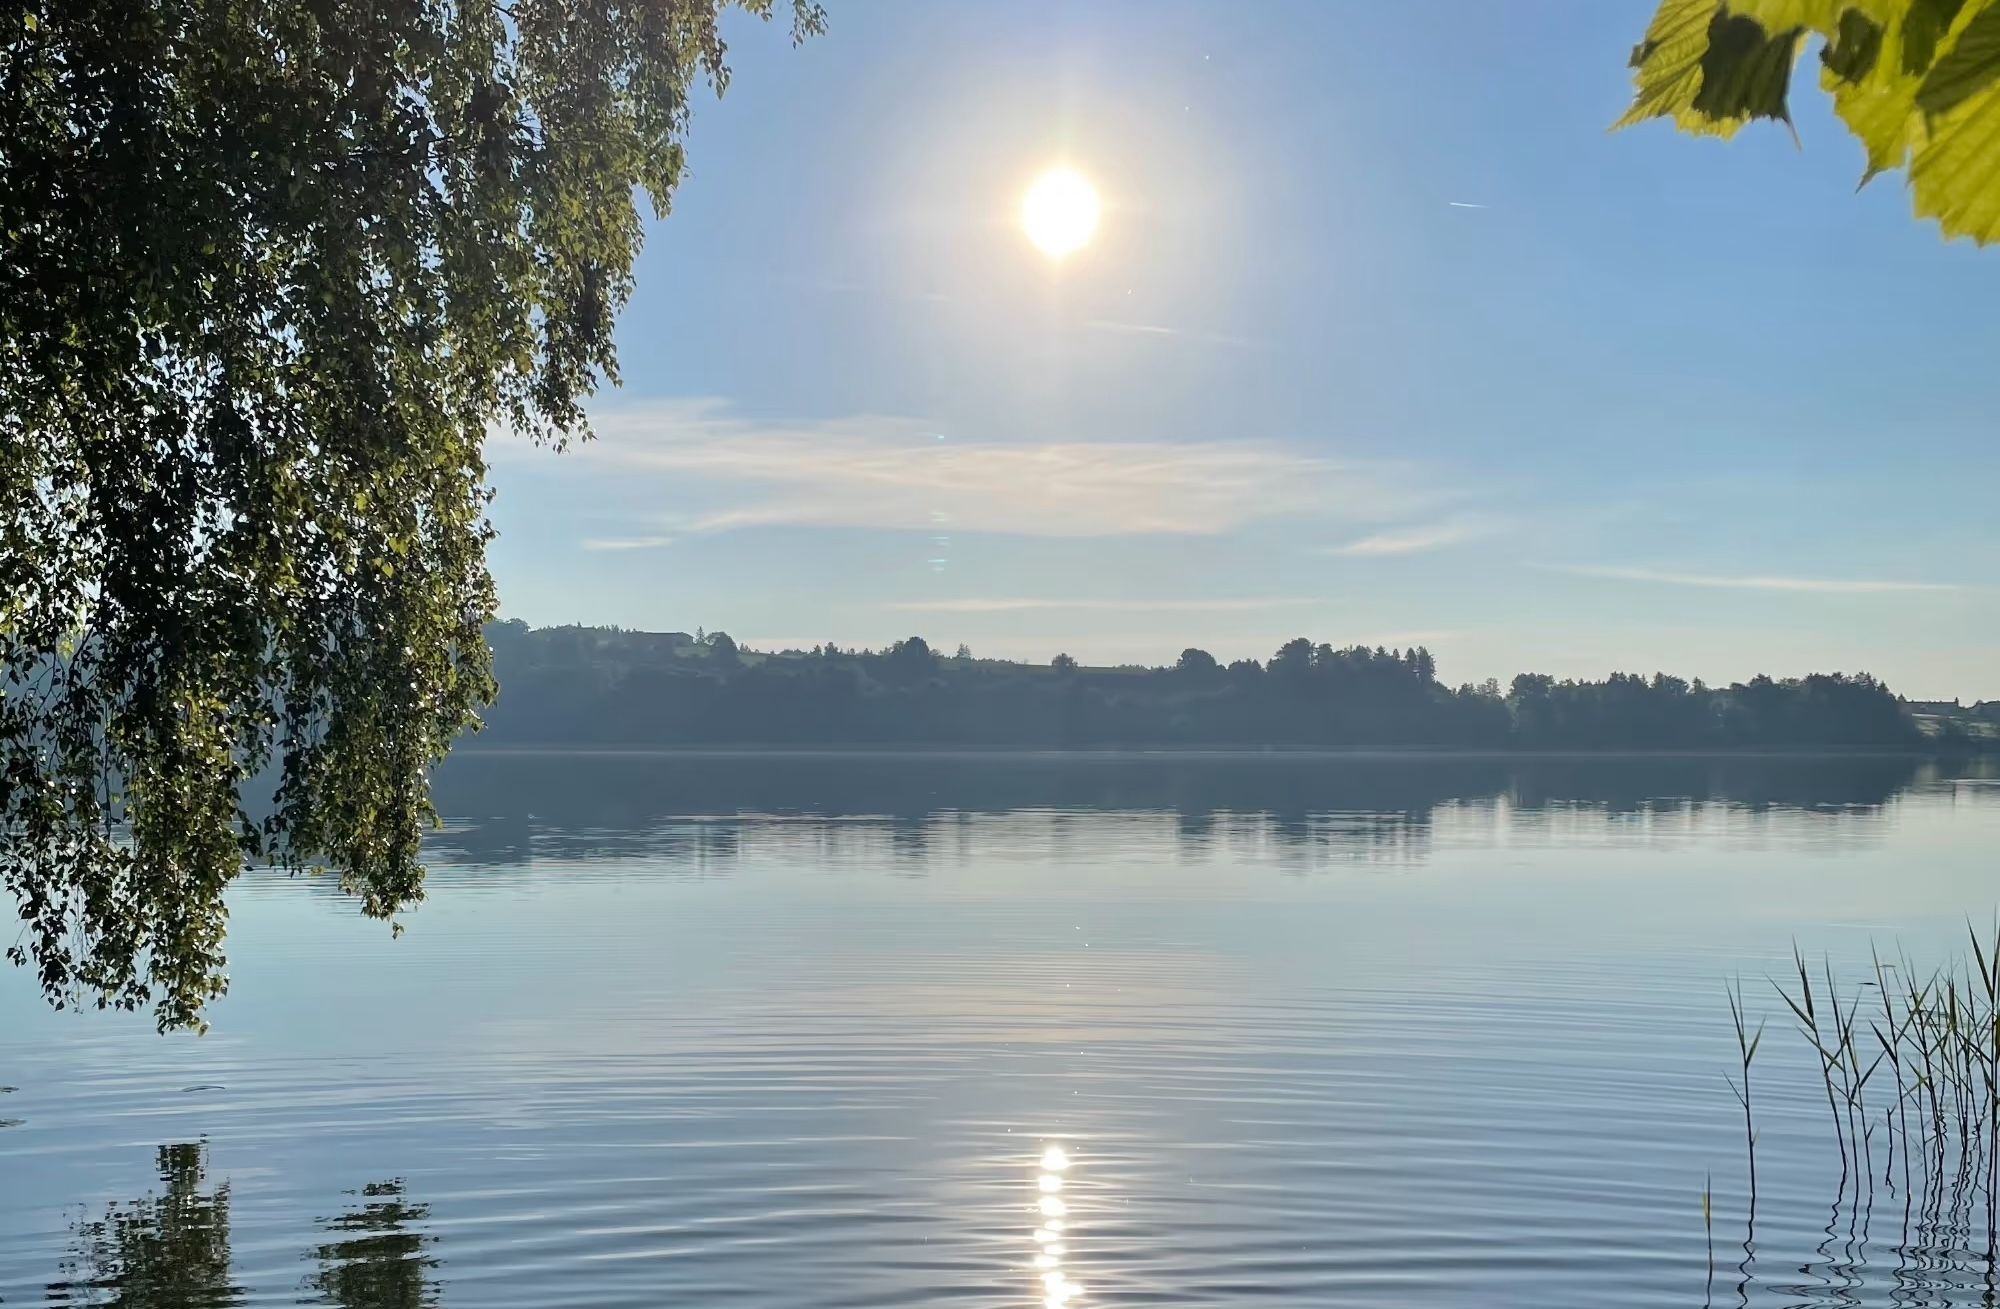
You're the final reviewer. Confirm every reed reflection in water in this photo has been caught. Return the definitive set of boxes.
[3,753,1998,1309]
[1706,929,2000,1308]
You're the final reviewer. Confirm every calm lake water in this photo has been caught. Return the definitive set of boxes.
[3,751,1999,1308]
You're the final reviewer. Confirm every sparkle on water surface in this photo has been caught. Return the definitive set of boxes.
[2,753,1998,1308]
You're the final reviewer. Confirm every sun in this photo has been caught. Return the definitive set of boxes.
[1021,167,1100,259]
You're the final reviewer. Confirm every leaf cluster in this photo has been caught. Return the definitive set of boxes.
[1620,0,2000,242]
[0,0,819,1028]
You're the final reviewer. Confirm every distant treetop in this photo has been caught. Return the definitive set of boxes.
[473,624,1941,754]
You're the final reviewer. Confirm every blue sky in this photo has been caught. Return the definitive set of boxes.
[486,1,2000,699]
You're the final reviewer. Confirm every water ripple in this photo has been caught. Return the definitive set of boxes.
[2,755,1998,1307]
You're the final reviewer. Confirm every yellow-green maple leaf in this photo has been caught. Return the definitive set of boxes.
[1619,0,1810,136]
[1910,4,2000,238]
[1621,0,2000,244]
[1620,0,1722,125]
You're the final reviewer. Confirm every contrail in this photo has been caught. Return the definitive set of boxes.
[1448,201,1489,209]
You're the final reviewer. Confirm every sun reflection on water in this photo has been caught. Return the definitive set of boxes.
[1031,1144,1084,1307]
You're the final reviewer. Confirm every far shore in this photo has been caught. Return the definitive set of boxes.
[445,742,1996,762]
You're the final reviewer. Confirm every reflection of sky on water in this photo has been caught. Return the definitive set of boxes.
[7,756,2000,1308]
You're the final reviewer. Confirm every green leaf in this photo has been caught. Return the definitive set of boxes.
[1619,0,1729,130]
[1618,1,1809,136]
[1729,0,1853,25]
[1906,0,1971,72]
[1916,0,2000,110]
[0,0,823,1030]
[1823,9,1887,82]
[1693,13,1808,129]
[1824,8,1932,176]
[1623,0,2000,244]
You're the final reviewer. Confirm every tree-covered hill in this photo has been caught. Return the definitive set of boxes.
[475,623,1940,752]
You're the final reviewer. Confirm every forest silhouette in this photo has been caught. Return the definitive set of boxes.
[476,623,1973,752]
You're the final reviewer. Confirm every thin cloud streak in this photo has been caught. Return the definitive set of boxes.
[1082,319,1255,348]
[1547,564,1968,595]
[884,596,1324,614]
[1085,318,1176,336]
[580,535,676,552]
[548,398,1438,539]
[1323,520,1493,557]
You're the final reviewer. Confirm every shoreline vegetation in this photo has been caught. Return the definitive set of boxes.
[448,744,1982,757]
[1712,929,2000,1295]
[476,623,1999,754]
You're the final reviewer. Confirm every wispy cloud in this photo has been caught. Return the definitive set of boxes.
[884,596,1323,614]
[1322,519,1497,557]
[1085,318,1177,337]
[541,398,1437,539]
[1083,319,1254,348]
[1546,564,1968,595]
[580,535,676,552]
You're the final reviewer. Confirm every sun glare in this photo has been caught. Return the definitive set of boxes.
[1021,167,1100,259]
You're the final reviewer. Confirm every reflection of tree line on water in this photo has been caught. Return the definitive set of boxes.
[416,752,1979,869]
[42,1142,437,1308]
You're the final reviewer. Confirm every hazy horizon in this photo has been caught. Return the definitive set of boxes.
[483,2,2000,701]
